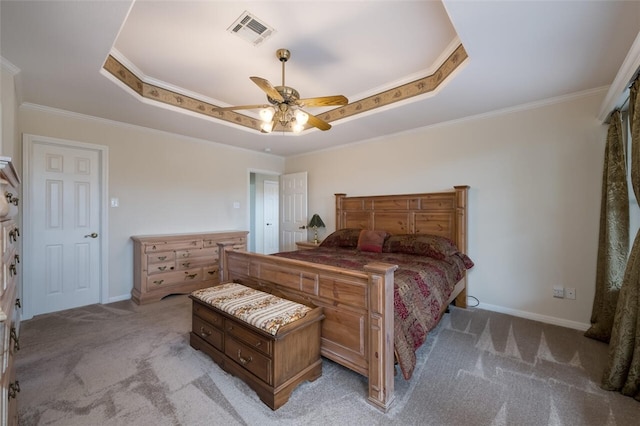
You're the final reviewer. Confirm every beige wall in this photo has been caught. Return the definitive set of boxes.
[19,106,285,301]
[1,64,20,163]
[286,89,608,329]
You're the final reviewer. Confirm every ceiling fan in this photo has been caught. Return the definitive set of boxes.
[212,49,349,133]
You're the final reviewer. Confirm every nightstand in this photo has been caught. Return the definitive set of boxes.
[296,241,321,250]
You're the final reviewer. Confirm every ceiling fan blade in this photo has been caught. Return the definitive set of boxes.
[296,95,348,107]
[303,110,332,131]
[211,104,269,112]
[250,76,284,103]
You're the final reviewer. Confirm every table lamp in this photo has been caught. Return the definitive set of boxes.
[308,214,325,244]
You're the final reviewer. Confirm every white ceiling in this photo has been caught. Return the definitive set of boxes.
[1,1,639,157]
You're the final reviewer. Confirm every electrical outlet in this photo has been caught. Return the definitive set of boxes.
[553,286,564,298]
[566,288,576,300]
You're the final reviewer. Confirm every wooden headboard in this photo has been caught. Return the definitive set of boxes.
[335,185,469,254]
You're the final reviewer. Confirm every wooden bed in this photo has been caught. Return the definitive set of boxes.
[217,186,470,412]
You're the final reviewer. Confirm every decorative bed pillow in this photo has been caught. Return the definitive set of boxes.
[319,228,363,248]
[357,230,389,253]
[383,234,459,260]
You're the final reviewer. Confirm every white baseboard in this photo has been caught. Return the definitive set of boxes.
[108,294,132,304]
[477,302,591,331]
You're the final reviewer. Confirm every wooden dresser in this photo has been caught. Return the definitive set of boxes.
[131,231,247,304]
[0,158,21,425]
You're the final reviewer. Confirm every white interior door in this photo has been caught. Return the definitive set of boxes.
[24,135,106,318]
[263,180,279,254]
[280,172,307,251]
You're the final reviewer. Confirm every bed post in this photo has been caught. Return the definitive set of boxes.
[454,185,469,308]
[335,193,346,230]
[364,262,398,412]
[217,242,236,283]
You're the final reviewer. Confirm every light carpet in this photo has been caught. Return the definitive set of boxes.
[16,295,640,425]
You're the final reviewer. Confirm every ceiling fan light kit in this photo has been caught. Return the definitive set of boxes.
[213,48,348,134]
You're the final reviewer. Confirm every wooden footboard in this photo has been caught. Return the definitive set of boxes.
[218,245,398,411]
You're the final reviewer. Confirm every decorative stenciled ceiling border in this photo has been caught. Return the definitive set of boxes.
[103,43,467,133]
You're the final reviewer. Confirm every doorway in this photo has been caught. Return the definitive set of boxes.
[249,172,280,254]
[249,171,308,254]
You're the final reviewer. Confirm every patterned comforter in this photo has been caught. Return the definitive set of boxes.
[273,247,474,379]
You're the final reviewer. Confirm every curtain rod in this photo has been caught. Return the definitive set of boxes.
[604,74,637,124]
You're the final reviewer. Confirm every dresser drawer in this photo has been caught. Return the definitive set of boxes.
[176,247,217,259]
[176,256,216,270]
[147,260,174,275]
[144,239,202,253]
[1,250,18,297]
[192,316,223,351]
[204,237,246,250]
[203,266,220,282]
[147,252,175,264]
[225,336,272,384]
[144,267,203,290]
[226,320,272,356]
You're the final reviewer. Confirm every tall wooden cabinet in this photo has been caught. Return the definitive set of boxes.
[131,231,248,304]
[0,158,20,426]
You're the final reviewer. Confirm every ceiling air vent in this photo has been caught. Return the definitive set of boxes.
[227,11,275,46]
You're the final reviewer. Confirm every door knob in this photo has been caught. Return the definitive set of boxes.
[84,232,99,238]
[299,225,307,229]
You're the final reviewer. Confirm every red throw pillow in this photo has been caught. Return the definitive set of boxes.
[357,230,388,253]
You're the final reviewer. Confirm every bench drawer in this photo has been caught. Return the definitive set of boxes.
[225,336,272,384]
[225,320,272,356]
[193,302,224,328]
[193,316,223,351]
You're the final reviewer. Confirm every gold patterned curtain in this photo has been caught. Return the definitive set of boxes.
[585,110,629,342]
[602,78,640,399]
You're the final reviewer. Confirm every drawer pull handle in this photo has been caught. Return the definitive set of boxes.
[255,341,261,347]
[158,266,167,271]
[9,263,16,277]
[8,381,20,399]
[153,279,164,285]
[10,327,19,351]
[182,262,191,268]
[207,270,217,275]
[185,273,197,280]
[5,192,19,206]
[199,327,211,338]
[182,253,190,258]
[15,298,21,308]
[158,256,167,261]
[237,349,252,366]
[14,254,20,264]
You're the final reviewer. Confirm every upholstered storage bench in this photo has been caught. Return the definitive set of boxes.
[189,283,324,410]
